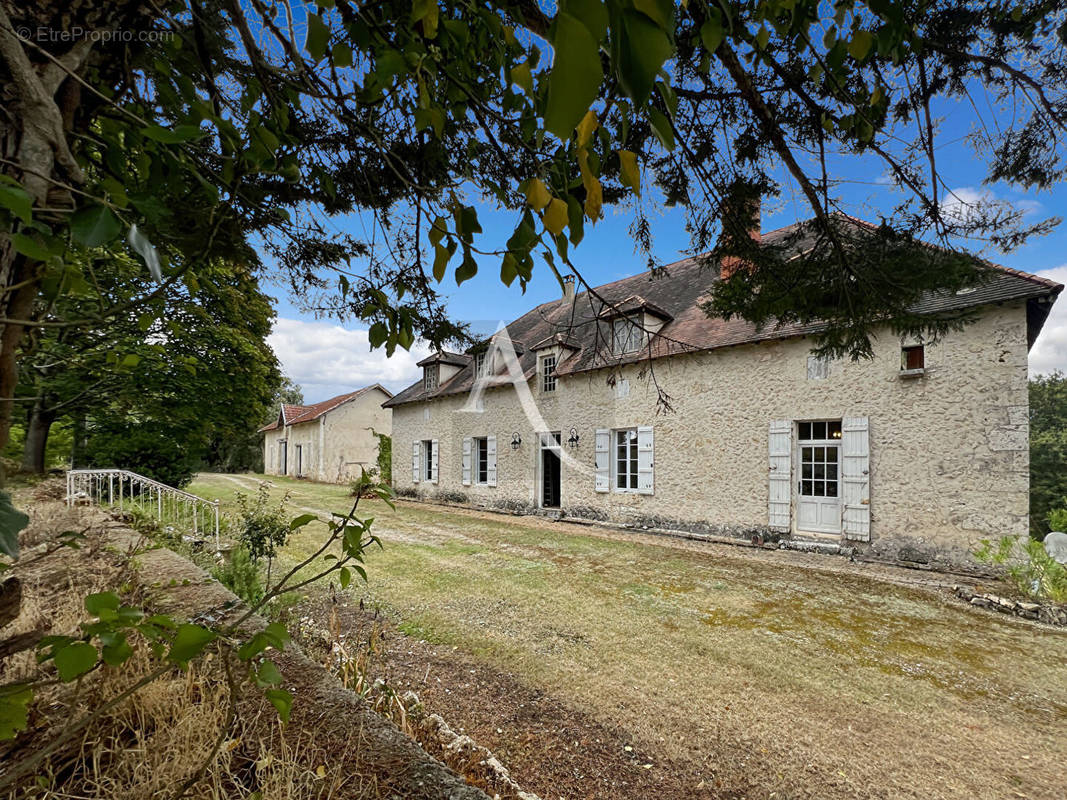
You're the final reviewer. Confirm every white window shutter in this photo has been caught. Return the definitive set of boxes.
[768,420,791,532]
[841,416,871,541]
[594,429,610,493]
[636,426,654,495]
[412,441,420,483]
[486,436,497,487]
[431,439,439,484]
[462,438,472,486]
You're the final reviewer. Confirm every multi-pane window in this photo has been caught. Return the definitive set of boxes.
[541,354,557,392]
[422,440,434,480]
[474,351,488,378]
[797,420,841,499]
[424,365,439,391]
[615,428,638,490]
[475,437,489,484]
[612,317,642,355]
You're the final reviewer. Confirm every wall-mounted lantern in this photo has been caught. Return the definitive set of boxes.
[567,427,580,449]
[510,432,522,450]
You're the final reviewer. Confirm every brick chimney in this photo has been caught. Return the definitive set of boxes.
[719,196,761,280]
[562,274,575,303]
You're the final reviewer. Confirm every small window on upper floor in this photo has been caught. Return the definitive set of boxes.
[541,354,557,392]
[901,344,925,374]
[612,317,642,355]
[474,351,488,378]
[424,364,439,391]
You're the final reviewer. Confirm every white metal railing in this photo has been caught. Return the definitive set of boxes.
[66,469,220,550]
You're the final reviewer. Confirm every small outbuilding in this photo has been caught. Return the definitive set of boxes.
[259,384,392,483]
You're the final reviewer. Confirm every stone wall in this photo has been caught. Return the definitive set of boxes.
[392,301,1031,565]
[263,388,393,483]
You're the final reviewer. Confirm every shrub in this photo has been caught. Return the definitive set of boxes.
[212,544,264,605]
[233,483,291,563]
[975,536,1067,603]
[1048,502,1067,533]
[82,424,197,488]
[375,432,392,486]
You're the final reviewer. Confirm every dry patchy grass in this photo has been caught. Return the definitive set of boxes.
[193,473,1067,800]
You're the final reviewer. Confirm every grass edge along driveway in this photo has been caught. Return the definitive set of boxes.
[190,473,1067,800]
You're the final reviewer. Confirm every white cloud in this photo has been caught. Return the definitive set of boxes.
[267,318,431,402]
[1029,264,1067,377]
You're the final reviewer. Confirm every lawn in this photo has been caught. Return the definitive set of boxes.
[190,472,1067,800]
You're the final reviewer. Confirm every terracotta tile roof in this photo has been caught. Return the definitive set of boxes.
[383,215,1062,408]
[259,384,392,432]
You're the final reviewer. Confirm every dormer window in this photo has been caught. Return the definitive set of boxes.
[541,354,557,392]
[612,317,642,355]
[423,364,439,391]
[475,350,488,378]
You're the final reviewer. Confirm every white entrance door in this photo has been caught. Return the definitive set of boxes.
[795,421,842,534]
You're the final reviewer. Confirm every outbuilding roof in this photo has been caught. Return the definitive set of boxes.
[259,384,392,432]
[383,215,1061,409]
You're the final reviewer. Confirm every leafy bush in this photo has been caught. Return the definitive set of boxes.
[375,432,392,486]
[975,536,1067,603]
[233,483,291,564]
[213,544,264,605]
[82,424,197,488]
[1048,503,1067,533]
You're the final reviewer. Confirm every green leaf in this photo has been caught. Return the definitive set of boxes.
[0,492,28,560]
[612,9,674,106]
[755,25,770,50]
[544,12,603,139]
[238,622,290,661]
[85,592,120,617]
[306,13,330,61]
[0,685,33,741]
[140,124,206,144]
[120,354,140,369]
[412,0,439,38]
[10,233,51,261]
[167,624,217,666]
[288,513,317,530]
[70,205,121,248]
[332,42,352,68]
[455,248,478,285]
[54,641,97,682]
[848,30,873,61]
[699,16,724,53]
[510,62,534,93]
[618,149,640,195]
[257,659,284,687]
[500,253,519,287]
[0,178,32,224]
[648,107,675,150]
[339,566,352,588]
[265,687,293,722]
[102,633,133,666]
[632,0,673,31]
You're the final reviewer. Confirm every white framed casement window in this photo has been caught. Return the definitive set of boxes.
[463,435,496,487]
[541,354,557,392]
[474,350,491,378]
[614,428,639,490]
[475,437,489,484]
[424,365,439,391]
[612,317,642,355]
[421,439,437,483]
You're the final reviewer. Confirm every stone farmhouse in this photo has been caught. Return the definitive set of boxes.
[384,216,1062,566]
[260,384,392,483]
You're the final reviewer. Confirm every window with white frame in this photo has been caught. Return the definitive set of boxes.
[474,437,489,484]
[474,350,488,378]
[612,317,642,355]
[541,354,557,392]
[422,439,434,480]
[615,428,639,490]
[424,365,439,391]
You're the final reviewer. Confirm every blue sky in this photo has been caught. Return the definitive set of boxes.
[266,96,1067,403]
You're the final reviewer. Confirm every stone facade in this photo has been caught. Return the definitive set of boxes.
[263,386,392,483]
[392,302,1032,566]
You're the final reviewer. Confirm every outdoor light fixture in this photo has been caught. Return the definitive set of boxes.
[567,428,580,449]
[510,432,522,450]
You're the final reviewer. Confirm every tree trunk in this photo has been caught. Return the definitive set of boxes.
[20,395,55,474]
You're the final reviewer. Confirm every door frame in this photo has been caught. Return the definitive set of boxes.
[537,431,562,508]
[279,439,288,475]
[793,420,843,536]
